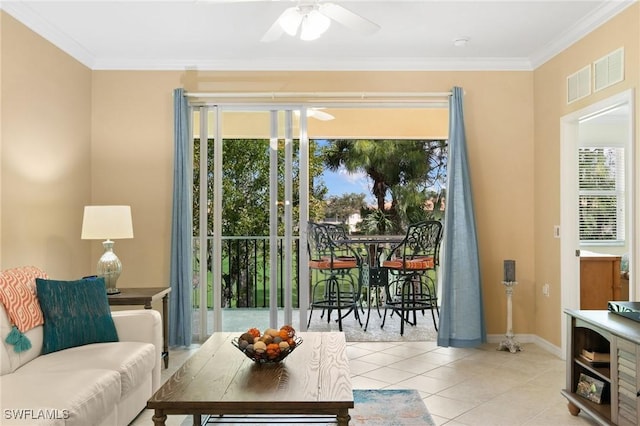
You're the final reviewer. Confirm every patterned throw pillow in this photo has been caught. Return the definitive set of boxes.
[0,266,47,333]
[36,277,119,354]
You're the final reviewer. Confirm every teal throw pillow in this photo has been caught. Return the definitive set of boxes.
[36,277,118,354]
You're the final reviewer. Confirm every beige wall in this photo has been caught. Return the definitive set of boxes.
[0,12,4,267]
[533,4,639,346]
[7,5,638,345]
[90,71,180,285]
[0,12,92,278]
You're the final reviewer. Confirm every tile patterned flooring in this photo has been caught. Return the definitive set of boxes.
[132,341,601,426]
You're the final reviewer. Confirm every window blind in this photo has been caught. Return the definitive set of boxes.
[578,147,625,243]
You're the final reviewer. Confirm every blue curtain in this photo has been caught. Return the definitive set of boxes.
[437,87,486,348]
[169,88,193,347]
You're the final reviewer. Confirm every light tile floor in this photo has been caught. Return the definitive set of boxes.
[132,309,600,426]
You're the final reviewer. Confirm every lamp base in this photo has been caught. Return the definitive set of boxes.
[498,336,522,353]
[497,280,521,353]
[97,240,122,294]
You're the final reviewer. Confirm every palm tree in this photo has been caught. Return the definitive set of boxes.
[323,139,447,233]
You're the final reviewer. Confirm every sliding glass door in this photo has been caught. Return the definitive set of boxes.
[192,106,308,340]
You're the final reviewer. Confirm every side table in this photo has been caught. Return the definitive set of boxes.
[108,287,171,368]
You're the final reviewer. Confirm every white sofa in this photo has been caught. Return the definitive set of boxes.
[0,300,162,425]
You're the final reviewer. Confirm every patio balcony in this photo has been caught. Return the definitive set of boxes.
[190,236,438,342]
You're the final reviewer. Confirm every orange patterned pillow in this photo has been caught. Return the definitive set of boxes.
[0,266,48,333]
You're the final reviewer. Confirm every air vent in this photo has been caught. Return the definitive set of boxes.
[567,65,591,104]
[594,48,624,92]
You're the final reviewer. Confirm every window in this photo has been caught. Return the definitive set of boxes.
[578,147,625,244]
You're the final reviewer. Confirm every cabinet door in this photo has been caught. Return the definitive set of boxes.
[612,337,640,425]
[580,256,620,309]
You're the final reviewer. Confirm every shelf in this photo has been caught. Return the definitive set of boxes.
[561,389,611,423]
[574,357,611,382]
[565,309,640,425]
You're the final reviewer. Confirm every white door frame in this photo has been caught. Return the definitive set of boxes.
[560,89,635,357]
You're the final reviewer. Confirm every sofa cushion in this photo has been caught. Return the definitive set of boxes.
[0,266,47,354]
[36,277,118,354]
[18,341,156,397]
[0,369,121,426]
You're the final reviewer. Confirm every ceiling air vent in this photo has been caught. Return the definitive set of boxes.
[567,65,591,104]
[594,47,624,92]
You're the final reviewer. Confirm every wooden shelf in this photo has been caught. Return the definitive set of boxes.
[574,357,611,382]
[561,390,611,423]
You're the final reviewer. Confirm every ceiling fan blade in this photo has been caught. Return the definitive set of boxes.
[319,3,380,35]
[260,16,286,42]
[308,109,335,121]
[293,109,335,121]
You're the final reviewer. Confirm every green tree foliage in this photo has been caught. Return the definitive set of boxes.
[323,193,367,223]
[193,138,326,307]
[323,139,447,233]
[193,138,326,237]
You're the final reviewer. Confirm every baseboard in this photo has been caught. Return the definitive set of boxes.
[486,333,563,358]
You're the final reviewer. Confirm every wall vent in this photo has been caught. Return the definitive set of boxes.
[567,65,591,104]
[594,47,624,92]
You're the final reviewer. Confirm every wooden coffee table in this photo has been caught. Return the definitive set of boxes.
[147,332,353,425]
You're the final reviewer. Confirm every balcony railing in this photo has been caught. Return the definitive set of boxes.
[192,236,301,310]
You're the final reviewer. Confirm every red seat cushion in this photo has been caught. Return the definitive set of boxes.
[382,257,435,270]
[309,258,358,270]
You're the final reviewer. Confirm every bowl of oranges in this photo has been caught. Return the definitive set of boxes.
[232,325,302,364]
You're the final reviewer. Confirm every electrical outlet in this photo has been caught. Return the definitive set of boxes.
[543,283,550,297]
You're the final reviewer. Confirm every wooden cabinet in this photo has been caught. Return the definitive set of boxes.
[581,251,623,309]
[563,309,640,425]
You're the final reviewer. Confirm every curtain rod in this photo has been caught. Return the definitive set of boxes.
[184,91,452,100]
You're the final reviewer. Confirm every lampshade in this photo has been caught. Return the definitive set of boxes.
[81,205,134,240]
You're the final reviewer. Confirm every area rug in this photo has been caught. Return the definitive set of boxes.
[350,389,435,425]
[180,389,435,425]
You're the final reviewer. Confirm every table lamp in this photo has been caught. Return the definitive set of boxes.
[81,205,134,294]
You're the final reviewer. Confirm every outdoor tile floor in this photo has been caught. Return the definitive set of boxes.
[132,309,600,426]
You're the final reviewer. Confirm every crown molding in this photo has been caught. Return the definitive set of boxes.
[1,1,96,69]
[91,56,534,71]
[529,0,637,69]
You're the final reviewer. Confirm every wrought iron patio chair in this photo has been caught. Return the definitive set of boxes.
[307,222,362,331]
[380,220,443,336]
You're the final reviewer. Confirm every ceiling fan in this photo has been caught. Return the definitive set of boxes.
[294,108,335,121]
[260,1,380,42]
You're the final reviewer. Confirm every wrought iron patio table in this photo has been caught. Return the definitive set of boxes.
[340,236,404,331]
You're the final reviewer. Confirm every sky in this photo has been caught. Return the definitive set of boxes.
[322,166,374,204]
[315,139,375,204]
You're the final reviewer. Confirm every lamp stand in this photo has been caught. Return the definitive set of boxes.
[97,240,122,295]
[498,281,521,353]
